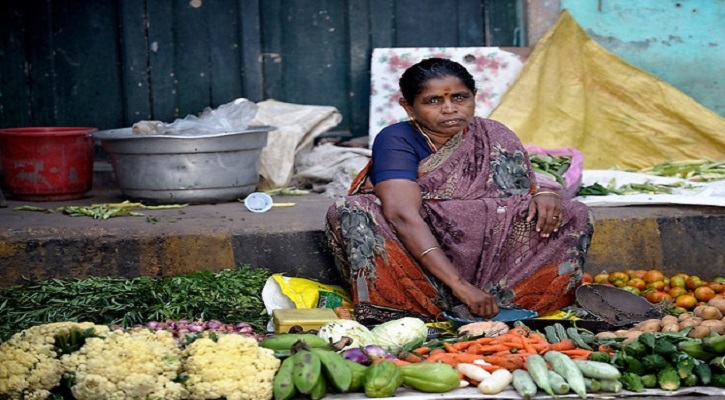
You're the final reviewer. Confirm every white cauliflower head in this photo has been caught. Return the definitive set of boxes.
[62,328,188,400]
[182,333,280,400]
[0,321,109,399]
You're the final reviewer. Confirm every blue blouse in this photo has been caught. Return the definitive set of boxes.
[369,121,434,185]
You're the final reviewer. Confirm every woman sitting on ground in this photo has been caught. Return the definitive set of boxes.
[326,57,594,324]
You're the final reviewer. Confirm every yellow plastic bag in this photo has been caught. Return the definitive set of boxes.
[271,274,352,309]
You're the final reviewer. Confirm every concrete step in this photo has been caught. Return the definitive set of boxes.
[1,179,725,289]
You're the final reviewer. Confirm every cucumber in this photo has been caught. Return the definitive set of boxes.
[513,369,538,399]
[574,360,622,380]
[547,370,570,395]
[544,351,587,399]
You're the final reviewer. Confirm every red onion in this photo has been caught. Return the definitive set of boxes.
[343,348,370,365]
[363,345,389,361]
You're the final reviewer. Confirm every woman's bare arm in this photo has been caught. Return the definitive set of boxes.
[375,179,499,317]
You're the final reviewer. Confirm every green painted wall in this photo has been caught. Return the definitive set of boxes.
[561,0,725,117]
[0,0,522,138]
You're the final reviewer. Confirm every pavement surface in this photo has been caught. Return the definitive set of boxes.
[2,182,725,290]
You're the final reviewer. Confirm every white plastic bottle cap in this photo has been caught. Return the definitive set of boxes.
[244,192,273,213]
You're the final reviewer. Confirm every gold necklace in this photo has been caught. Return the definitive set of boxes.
[410,119,438,152]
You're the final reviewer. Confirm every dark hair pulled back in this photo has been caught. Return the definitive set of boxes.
[398,58,476,105]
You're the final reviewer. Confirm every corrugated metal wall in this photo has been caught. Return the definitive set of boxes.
[0,0,523,138]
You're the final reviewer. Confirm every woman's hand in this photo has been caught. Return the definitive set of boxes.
[527,190,562,238]
[451,281,500,318]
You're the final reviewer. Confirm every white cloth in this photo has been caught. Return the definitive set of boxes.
[292,143,372,199]
[252,100,342,189]
[576,170,725,207]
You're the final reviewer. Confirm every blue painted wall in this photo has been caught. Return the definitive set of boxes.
[560,0,725,117]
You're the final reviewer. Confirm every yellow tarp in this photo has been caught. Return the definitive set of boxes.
[490,10,725,170]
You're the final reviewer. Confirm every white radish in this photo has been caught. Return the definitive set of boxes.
[457,363,491,382]
[478,368,513,394]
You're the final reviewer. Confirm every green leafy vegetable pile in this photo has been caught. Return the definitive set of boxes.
[0,265,271,341]
[529,154,572,188]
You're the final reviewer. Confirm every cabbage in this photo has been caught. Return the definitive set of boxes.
[370,317,428,354]
[317,319,376,350]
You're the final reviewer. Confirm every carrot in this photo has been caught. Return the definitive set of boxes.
[398,351,424,363]
[521,336,537,354]
[476,344,513,354]
[465,343,486,355]
[475,337,495,345]
[533,343,550,354]
[373,358,411,367]
[452,340,475,352]
[412,346,431,355]
[528,332,547,344]
[483,355,525,371]
[444,342,457,353]
[560,349,593,359]
[424,350,453,363]
[453,353,487,364]
[597,344,614,354]
[549,338,576,352]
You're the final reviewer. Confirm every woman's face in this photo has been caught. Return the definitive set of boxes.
[400,75,476,137]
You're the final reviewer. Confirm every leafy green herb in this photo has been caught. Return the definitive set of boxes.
[0,265,271,340]
[641,158,725,182]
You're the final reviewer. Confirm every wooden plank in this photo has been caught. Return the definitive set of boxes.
[146,1,176,121]
[458,0,485,46]
[347,0,371,137]
[51,0,124,129]
[24,0,56,125]
[239,0,263,101]
[281,0,348,120]
[484,0,520,46]
[0,2,30,127]
[207,0,242,107]
[395,0,459,46]
[174,0,211,117]
[119,0,152,124]
[369,0,394,49]
[260,0,283,100]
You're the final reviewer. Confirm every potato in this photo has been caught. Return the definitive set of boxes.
[679,312,694,322]
[679,317,703,330]
[634,319,662,332]
[708,297,725,314]
[700,306,724,321]
[688,325,711,338]
[622,330,644,344]
[661,315,679,326]
[694,305,707,318]
[595,331,617,339]
[615,329,631,337]
[661,323,680,333]
[699,320,725,335]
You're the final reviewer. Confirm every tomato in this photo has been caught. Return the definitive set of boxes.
[626,278,646,291]
[694,286,716,302]
[609,271,630,283]
[714,277,725,284]
[621,286,641,296]
[631,269,647,280]
[646,281,666,291]
[669,286,688,299]
[686,276,704,291]
[647,291,672,303]
[643,270,665,283]
[623,269,637,278]
[675,294,697,310]
[582,273,593,284]
[594,273,609,284]
[669,275,686,289]
[707,282,725,294]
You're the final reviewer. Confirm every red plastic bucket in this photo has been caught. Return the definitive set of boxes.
[0,127,97,201]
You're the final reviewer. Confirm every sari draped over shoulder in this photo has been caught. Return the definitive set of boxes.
[326,117,593,324]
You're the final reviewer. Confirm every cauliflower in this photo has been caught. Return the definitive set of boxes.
[0,321,109,400]
[182,333,280,400]
[61,328,188,400]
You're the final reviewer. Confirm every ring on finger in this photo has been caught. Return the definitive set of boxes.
[552,215,560,220]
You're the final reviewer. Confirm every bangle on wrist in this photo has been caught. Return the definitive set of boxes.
[419,246,440,259]
[532,190,560,199]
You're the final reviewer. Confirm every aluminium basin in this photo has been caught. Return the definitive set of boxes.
[94,126,274,204]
